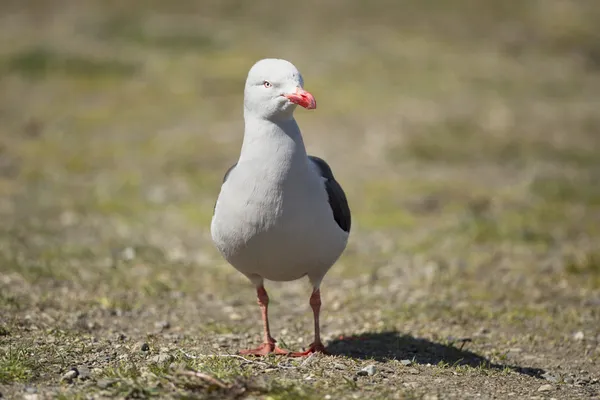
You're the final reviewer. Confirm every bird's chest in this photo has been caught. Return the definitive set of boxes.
[212,164,323,253]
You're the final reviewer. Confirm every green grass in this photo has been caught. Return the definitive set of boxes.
[2,47,138,79]
[0,346,36,384]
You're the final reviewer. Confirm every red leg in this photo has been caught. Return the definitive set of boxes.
[238,286,289,356]
[290,289,329,357]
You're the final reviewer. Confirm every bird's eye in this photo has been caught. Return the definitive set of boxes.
[263,81,272,88]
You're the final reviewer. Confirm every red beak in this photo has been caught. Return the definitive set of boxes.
[283,88,317,110]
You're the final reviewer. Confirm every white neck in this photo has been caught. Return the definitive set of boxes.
[238,112,307,165]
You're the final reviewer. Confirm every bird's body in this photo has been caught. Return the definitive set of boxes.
[211,118,348,286]
[211,58,350,356]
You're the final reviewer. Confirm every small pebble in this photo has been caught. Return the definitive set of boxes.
[537,384,553,392]
[573,331,585,341]
[61,368,79,383]
[78,366,91,380]
[229,313,242,321]
[154,321,170,331]
[150,354,173,364]
[541,372,558,382]
[97,379,116,389]
[121,247,136,261]
[400,359,412,366]
[357,364,376,376]
[475,327,490,336]
[25,387,37,394]
[576,376,590,385]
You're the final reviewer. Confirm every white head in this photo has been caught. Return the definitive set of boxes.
[244,58,316,121]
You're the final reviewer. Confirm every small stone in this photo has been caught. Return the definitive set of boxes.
[150,354,173,364]
[508,347,522,353]
[400,359,412,366]
[24,387,37,394]
[140,342,150,352]
[61,368,79,383]
[97,379,116,389]
[121,247,136,261]
[77,366,91,380]
[154,321,170,331]
[357,364,376,376]
[541,372,558,382]
[564,376,574,384]
[475,327,490,336]
[538,384,553,392]
[576,376,590,385]
[23,395,39,400]
[573,331,585,341]
[229,313,242,321]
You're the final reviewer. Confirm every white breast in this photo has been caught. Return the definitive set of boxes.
[211,157,348,283]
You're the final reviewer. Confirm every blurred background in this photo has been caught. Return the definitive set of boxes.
[1,0,599,396]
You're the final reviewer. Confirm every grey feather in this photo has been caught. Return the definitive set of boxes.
[222,163,237,183]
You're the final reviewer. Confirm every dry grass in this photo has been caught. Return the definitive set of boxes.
[1,0,599,399]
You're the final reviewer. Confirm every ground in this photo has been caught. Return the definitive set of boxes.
[1,1,599,399]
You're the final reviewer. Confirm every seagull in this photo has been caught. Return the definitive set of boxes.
[211,59,351,357]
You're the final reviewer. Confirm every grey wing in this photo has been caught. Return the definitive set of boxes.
[214,163,237,211]
[222,163,237,183]
[308,156,351,233]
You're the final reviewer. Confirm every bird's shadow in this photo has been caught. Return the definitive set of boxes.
[326,331,545,378]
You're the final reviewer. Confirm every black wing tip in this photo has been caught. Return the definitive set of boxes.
[309,155,351,233]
